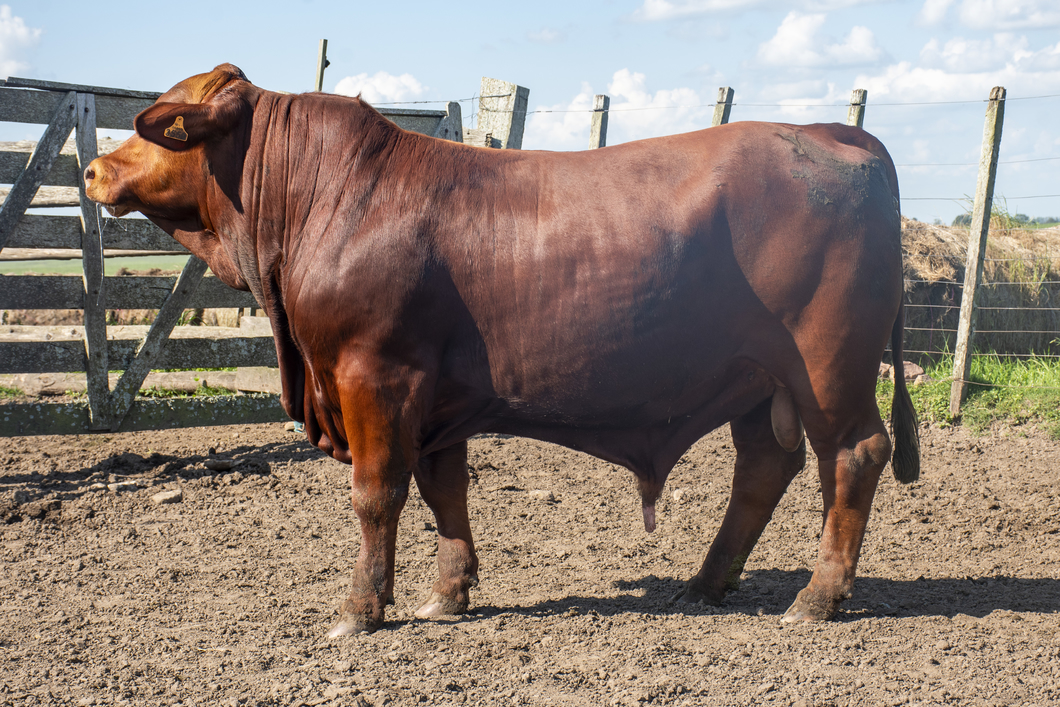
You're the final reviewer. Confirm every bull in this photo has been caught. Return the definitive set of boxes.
[85,64,920,636]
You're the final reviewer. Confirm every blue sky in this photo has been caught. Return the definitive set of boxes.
[4,0,1059,223]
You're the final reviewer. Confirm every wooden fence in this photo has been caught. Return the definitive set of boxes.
[0,76,492,436]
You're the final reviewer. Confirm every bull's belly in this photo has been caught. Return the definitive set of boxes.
[427,355,776,475]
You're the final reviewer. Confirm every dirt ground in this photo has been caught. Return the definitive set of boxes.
[1,419,1059,707]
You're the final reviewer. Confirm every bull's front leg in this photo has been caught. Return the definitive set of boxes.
[328,393,414,637]
[412,441,479,618]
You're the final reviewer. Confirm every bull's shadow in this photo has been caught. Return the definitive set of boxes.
[0,438,324,503]
[454,570,1060,623]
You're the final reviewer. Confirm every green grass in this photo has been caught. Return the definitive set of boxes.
[137,385,235,399]
[0,385,21,399]
[0,255,191,276]
[877,354,1060,438]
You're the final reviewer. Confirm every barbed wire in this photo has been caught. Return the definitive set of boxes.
[905,195,1060,201]
[370,93,511,106]
[474,92,1060,115]
[898,156,1060,167]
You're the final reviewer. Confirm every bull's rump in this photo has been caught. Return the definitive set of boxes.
[435,121,901,425]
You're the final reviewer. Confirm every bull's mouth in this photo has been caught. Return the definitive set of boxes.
[103,204,132,218]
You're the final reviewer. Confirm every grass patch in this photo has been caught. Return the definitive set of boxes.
[0,255,191,276]
[878,354,1060,438]
[138,385,235,399]
[0,385,22,399]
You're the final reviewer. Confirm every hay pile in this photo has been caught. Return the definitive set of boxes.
[901,217,1060,360]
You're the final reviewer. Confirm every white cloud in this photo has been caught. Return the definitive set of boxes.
[918,33,1047,73]
[633,0,765,20]
[522,70,711,151]
[333,71,426,104]
[853,57,1060,104]
[757,12,884,68]
[958,0,1060,29]
[920,0,1060,28]
[917,0,955,24]
[631,0,884,21]
[0,5,41,78]
[528,28,566,45]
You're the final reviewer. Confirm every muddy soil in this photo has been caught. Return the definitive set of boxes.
[1,421,1059,706]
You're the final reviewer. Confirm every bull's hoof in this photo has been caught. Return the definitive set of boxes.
[670,582,724,606]
[781,588,840,623]
[327,613,380,637]
[414,591,468,619]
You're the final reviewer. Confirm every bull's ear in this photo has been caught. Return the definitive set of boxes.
[135,96,243,151]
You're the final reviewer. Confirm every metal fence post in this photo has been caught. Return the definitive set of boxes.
[949,86,1007,417]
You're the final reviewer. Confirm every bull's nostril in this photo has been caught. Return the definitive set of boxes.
[83,166,96,183]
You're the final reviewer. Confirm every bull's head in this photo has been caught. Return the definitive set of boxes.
[84,64,258,290]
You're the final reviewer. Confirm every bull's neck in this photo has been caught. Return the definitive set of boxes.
[242,91,402,299]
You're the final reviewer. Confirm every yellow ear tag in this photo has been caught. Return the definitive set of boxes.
[164,116,189,142]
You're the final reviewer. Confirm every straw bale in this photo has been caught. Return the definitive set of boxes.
[901,218,1060,360]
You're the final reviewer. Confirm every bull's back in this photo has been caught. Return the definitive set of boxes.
[433,122,900,422]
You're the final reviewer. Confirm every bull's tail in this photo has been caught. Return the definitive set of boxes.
[889,298,921,483]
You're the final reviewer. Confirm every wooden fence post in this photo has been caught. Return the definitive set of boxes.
[949,86,1006,417]
[475,78,530,149]
[712,87,734,127]
[314,39,330,92]
[75,92,112,429]
[589,94,609,149]
[847,89,867,128]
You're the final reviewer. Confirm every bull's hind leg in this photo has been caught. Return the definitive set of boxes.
[412,441,480,618]
[783,404,891,622]
[674,397,806,605]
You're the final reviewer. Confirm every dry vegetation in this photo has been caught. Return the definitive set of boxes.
[896,218,1060,360]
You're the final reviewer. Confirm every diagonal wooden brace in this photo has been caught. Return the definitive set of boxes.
[107,256,210,429]
[0,91,78,251]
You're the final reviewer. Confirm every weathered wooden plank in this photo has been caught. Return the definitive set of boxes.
[950,87,1007,416]
[3,214,182,251]
[107,256,210,427]
[462,128,500,148]
[0,92,77,250]
[0,370,242,396]
[0,274,258,309]
[0,88,154,130]
[3,77,162,101]
[589,94,609,150]
[0,185,80,207]
[1,248,186,261]
[0,148,80,187]
[0,331,276,374]
[234,367,282,394]
[0,394,287,437]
